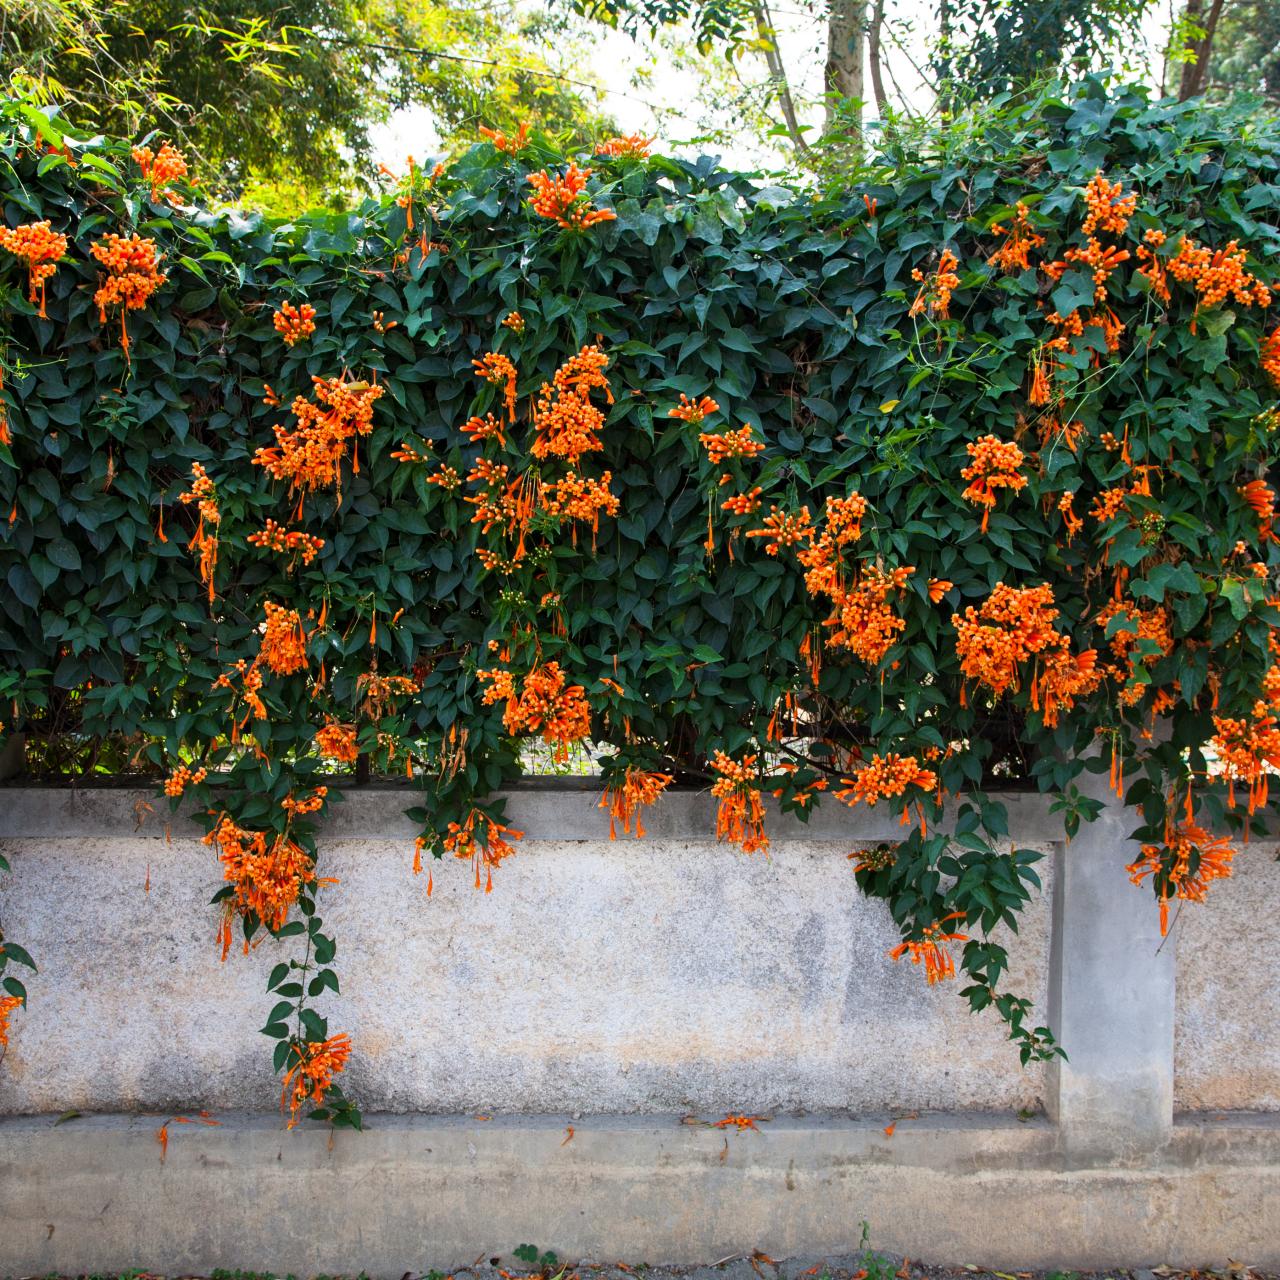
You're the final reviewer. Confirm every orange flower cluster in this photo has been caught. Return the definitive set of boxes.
[1240,478,1277,543]
[700,424,764,464]
[480,661,592,761]
[253,375,384,501]
[836,753,937,808]
[0,220,67,317]
[259,601,308,676]
[90,232,166,354]
[1212,700,1280,813]
[955,583,1087,712]
[273,301,317,346]
[0,994,21,1048]
[1095,599,1173,701]
[462,413,507,448]
[722,486,763,516]
[315,721,358,763]
[710,751,768,853]
[987,203,1045,274]
[746,505,813,556]
[531,346,612,466]
[246,519,325,565]
[542,471,620,535]
[595,134,653,158]
[131,140,190,203]
[178,462,220,603]
[282,786,329,817]
[212,658,267,736]
[206,816,316,944]
[825,566,914,665]
[479,122,529,153]
[909,248,960,319]
[473,352,518,422]
[889,914,969,985]
[1167,235,1271,323]
[443,808,524,891]
[1263,326,1280,388]
[282,1034,352,1128]
[961,435,1027,532]
[164,763,207,797]
[1080,171,1137,238]
[527,164,616,230]
[670,393,720,424]
[502,310,525,334]
[600,767,674,838]
[1127,814,1234,937]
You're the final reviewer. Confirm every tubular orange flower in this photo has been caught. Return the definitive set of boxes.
[246,519,325,566]
[836,753,937,808]
[1263,325,1280,388]
[955,582,1062,698]
[1212,700,1280,814]
[479,122,529,153]
[961,435,1027,533]
[746,505,813,556]
[721,486,764,516]
[909,248,960,319]
[259,601,308,676]
[0,994,21,1048]
[443,808,524,891]
[273,301,317,346]
[206,816,316,944]
[824,566,914,665]
[481,661,592,761]
[164,764,207,797]
[710,751,768,853]
[600,767,674,838]
[473,351,518,422]
[595,134,653,158]
[178,462,220,603]
[699,424,764,464]
[987,203,1044,274]
[669,393,720,425]
[282,1034,352,1128]
[527,164,616,230]
[315,720,358,763]
[1127,818,1235,936]
[889,914,969,985]
[1168,234,1270,328]
[131,140,190,204]
[1240,478,1277,543]
[90,232,166,356]
[501,310,525,334]
[0,220,68,317]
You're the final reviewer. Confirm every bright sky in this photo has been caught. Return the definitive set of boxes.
[371,0,1175,173]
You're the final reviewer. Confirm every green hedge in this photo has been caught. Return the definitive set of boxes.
[2,79,1279,1120]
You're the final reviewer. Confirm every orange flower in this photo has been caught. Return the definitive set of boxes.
[0,994,23,1047]
[527,164,616,230]
[1240,478,1277,543]
[315,721,358,763]
[1263,326,1280,389]
[1127,818,1234,936]
[479,122,530,153]
[823,566,914,665]
[1167,234,1270,327]
[0,220,68,317]
[530,347,613,466]
[928,578,953,604]
[746,506,813,556]
[164,764,207,797]
[177,462,220,603]
[272,301,316,346]
[131,140,190,204]
[836,753,936,807]
[444,808,524,891]
[710,751,768,853]
[595,134,653,158]
[281,1034,352,1128]
[889,914,968,984]
[721,486,763,516]
[669,394,720,425]
[600,767,674,838]
[1079,170,1137,238]
[987,203,1044,274]
[259,601,308,676]
[961,435,1026,533]
[90,232,166,356]
[246,519,325,566]
[1212,700,1280,813]
[253,374,383,501]
[699,424,764,464]
[206,816,316,945]
[501,310,525,334]
[1057,491,1083,542]
[955,582,1062,698]
[909,248,959,319]
[480,662,592,761]
[473,351,519,422]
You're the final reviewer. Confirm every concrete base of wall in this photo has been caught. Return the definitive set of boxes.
[2,1112,1277,1275]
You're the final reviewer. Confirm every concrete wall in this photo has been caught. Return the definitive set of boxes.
[0,783,1278,1273]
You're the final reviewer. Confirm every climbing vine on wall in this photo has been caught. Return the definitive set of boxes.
[2,79,1280,1126]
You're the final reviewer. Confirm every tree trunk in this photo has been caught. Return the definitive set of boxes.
[825,0,867,136]
[867,0,889,117]
[750,0,808,155]
[1179,0,1229,100]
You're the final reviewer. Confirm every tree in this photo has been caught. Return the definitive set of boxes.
[1,0,615,205]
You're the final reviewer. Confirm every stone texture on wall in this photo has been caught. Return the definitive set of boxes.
[1174,839,1280,1111]
[0,829,1052,1116]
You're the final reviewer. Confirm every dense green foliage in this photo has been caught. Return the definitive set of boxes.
[3,80,1280,1122]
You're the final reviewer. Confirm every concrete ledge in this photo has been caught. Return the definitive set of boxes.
[1,1112,1277,1274]
[0,782,1063,842]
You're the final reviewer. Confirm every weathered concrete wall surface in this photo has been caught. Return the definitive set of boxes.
[0,828,1052,1115]
[1175,839,1280,1111]
[1,1113,1278,1274]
